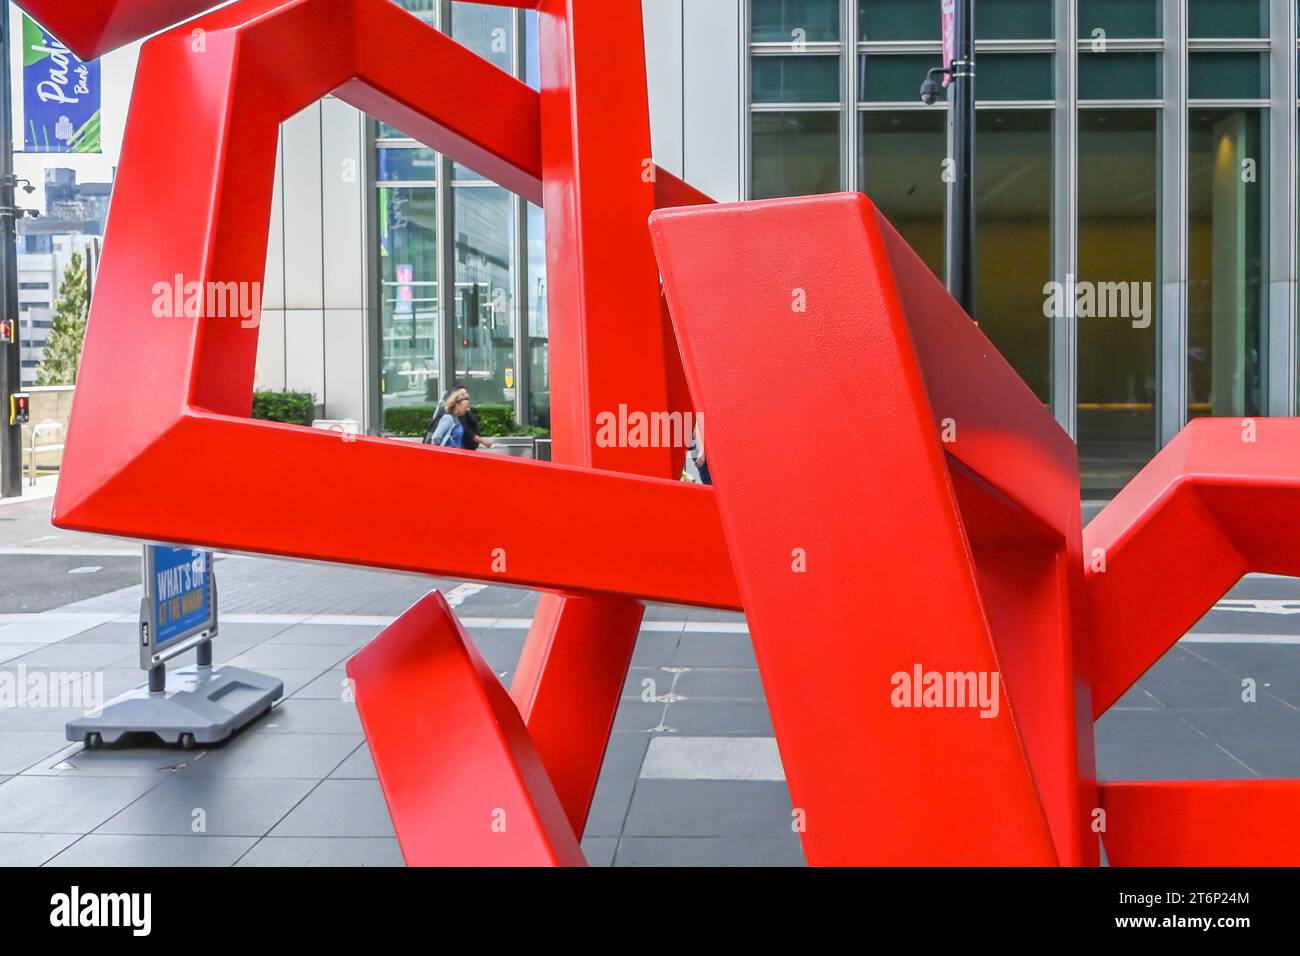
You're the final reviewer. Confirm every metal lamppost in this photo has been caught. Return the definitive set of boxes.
[921,0,975,319]
[1,16,22,497]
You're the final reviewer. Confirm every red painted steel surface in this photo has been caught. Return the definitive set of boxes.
[347,591,584,866]
[36,0,1300,866]
[17,0,224,59]
[1100,780,1300,865]
[652,194,1065,866]
[507,0,683,837]
[1084,416,1300,714]
[47,0,739,608]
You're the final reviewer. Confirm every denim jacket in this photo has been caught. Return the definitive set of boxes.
[432,413,464,448]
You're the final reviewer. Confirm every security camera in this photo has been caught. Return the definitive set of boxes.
[920,67,951,106]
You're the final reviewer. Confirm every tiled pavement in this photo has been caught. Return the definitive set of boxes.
[2,501,1300,865]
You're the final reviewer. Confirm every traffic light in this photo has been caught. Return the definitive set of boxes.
[9,392,29,427]
[0,318,13,344]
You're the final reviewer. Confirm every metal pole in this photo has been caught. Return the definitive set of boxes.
[0,15,20,498]
[945,0,976,319]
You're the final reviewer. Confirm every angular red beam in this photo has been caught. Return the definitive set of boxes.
[1101,780,1300,865]
[50,0,739,609]
[1084,417,1300,716]
[509,0,695,837]
[348,591,585,866]
[652,193,1064,865]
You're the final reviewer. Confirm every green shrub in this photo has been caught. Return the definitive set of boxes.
[252,390,315,426]
[473,403,515,436]
[384,404,435,437]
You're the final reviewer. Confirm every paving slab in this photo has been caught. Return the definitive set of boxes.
[23,743,200,777]
[226,643,355,672]
[1096,740,1257,781]
[642,736,784,781]
[0,644,45,664]
[598,732,650,779]
[0,832,83,867]
[44,834,258,867]
[96,777,317,836]
[264,623,381,645]
[6,643,140,669]
[1176,706,1300,777]
[0,731,76,774]
[580,836,618,867]
[673,669,766,701]
[662,702,775,736]
[1139,647,1281,710]
[290,668,352,701]
[584,777,635,838]
[268,779,395,838]
[0,774,161,833]
[258,698,363,735]
[622,780,796,838]
[174,732,362,779]
[235,836,403,867]
[614,836,804,867]
[672,633,756,668]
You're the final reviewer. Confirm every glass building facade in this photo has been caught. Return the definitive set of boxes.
[745,0,1297,494]
[377,1,548,427]
[363,1,1297,494]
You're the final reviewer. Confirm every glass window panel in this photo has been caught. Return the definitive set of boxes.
[1188,0,1267,38]
[378,147,438,183]
[1078,51,1161,100]
[378,186,440,412]
[452,185,517,410]
[978,53,1054,101]
[1077,0,1160,39]
[394,0,436,27]
[858,110,945,279]
[752,0,840,42]
[859,52,942,102]
[976,110,1052,403]
[753,54,841,102]
[1188,108,1268,419]
[751,111,841,198]
[452,162,494,181]
[1076,109,1160,496]
[977,0,1052,40]
[526,202,549,429]
[859,0,938,41]
[525,9,540,90]
[377,121,416,141]
[451,0,513,72]
[1188,52,1268,100]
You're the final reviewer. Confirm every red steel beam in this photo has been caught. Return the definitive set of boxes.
[509,0,691,837]
[348,591,585,866]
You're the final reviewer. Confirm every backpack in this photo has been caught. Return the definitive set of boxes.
[422,391,451,444]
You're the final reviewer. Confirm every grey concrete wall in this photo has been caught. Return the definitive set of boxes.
[256,98,373,426]
[643,0,743,203]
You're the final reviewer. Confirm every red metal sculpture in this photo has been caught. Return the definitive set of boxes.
[30,0,1300,866]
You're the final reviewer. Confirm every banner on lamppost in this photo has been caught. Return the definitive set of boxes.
[19,13,101,153]
[940,0,956,87]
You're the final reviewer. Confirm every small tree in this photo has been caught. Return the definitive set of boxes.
[36,251,90,386]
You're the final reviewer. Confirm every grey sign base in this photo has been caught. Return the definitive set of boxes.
[65,665,283,748]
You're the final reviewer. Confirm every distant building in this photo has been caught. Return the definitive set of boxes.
[14,168,109,386]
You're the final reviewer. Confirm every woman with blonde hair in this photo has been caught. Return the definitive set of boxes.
[431,388,470,448]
